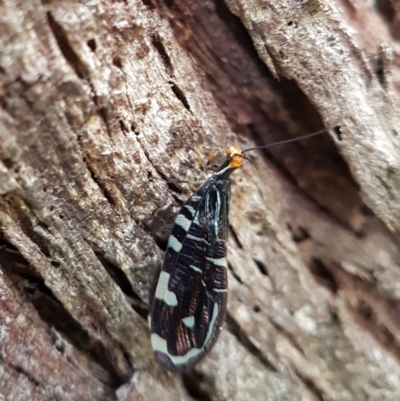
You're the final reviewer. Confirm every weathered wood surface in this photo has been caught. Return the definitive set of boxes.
[1,0,400,400]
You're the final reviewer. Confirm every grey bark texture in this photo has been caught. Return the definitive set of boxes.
[1,0,400,400]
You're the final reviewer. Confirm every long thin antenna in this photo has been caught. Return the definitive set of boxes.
[242,128,328,153]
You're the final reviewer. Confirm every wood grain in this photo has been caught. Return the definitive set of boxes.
[1,0,400,400]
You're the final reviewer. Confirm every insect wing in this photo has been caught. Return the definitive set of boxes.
[149,177,230,372]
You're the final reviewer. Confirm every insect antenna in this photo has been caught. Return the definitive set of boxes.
[242,127,330,154]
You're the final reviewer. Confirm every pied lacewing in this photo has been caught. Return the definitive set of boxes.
[148,129,328,372]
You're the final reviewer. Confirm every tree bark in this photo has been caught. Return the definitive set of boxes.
[1,0,400,400]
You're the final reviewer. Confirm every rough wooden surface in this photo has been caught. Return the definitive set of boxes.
[1,0,400,400]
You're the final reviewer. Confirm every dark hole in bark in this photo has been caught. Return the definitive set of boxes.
[170,82,191,112]
[229,226,243,249]
[333,126,342,141]
[151,33,173,75]
[47,12,87,79]
[87,38,96,52]
[113,57,123,69]
[254,259,269,276]
[119,119,128,133]
[309,258,338,293]
[288,224,310,243]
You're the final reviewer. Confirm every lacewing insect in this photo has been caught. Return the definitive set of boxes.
[148,129,328,372]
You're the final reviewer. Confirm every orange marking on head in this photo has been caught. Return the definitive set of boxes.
[226,145,244,169]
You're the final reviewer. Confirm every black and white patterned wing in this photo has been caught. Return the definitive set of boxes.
[149,176,230,372]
